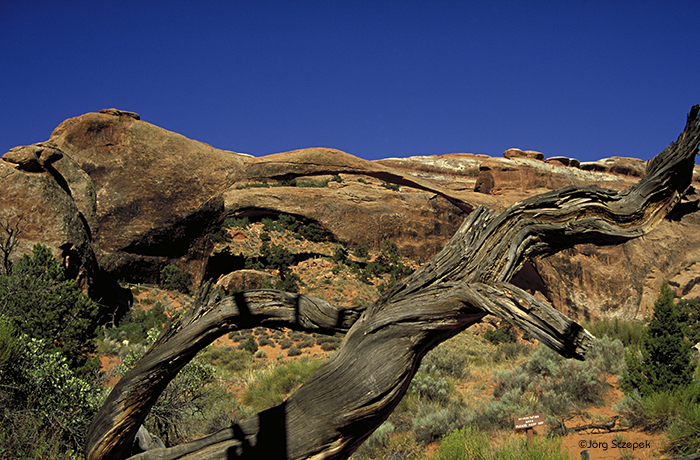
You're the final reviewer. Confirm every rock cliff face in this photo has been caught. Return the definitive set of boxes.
[2,109,699,320]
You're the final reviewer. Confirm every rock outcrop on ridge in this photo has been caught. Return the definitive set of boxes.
[2,109,699,320]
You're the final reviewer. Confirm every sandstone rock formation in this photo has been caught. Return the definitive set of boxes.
[0,142,98,292]
[2,109,700,321]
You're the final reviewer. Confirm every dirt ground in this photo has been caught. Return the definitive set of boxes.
[100,283,677,459]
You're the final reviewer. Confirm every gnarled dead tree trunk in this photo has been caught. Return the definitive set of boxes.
[86,106,700,460]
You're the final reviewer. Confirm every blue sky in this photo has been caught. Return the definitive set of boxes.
[1,1,699,163]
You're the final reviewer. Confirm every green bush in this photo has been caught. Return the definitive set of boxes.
[242,358,320,411]
[409,370,452,403]
[239,337,259,354]
[431,426,489,460]
[583,317,644,347]
[678,296,700,344]
[207,226,231,243]
[484,327,515,345]
[0,244,101,376]
[288,346,302,357]
[622,283,696,397]
[615,380,700,445]
[430,426,572,460]
[491,341,531,363]
[114,330,223,446]
[413,404,468,443]
[224,216,249,228]
[278,214,299,232]
[0,328,104,458]
[160,264,192,295]
[666,401,700,455]
[261,217,284,232]
[298,223,326,242]
[353,244,369,259]
[381,182,400,191]
[108,301,169,346]
[353,421,395,459]
[201,347,253,373]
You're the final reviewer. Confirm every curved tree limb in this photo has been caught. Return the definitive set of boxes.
[87,105,700,460]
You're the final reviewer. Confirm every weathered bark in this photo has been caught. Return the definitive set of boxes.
[86,106,700,460]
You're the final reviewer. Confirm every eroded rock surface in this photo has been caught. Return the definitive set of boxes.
[3,109,700,320]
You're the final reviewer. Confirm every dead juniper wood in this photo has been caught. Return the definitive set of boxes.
[86,106,700,460]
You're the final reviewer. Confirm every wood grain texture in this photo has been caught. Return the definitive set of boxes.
[86,105,700,460]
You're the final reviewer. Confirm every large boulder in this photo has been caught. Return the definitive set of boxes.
[48,109,252,284]
[0,142,98,292]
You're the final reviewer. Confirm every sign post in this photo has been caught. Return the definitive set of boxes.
[514,414,545,442]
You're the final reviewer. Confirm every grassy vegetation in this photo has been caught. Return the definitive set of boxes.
[3,242,700,459]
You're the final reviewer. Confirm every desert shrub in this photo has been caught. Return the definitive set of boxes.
[381,182,400,191]
[297,178,330,188]
[298,223,326,242]
[353,421,395,459]
[261,217,284,233]
[678,296,700,344]
[287,346,302,357]
[242,358,320,411]
[258,337,275,347]
[254,350,267,359]
[353,244,369,259]
[615,381,700,437]
[320,341,340,351]
[279,338,293,349]
[108,301,168,346]
[583,317,644,347]
[479,341,618,427]
[201,347,253,373]
[224,216,249,228]
[430,425,489,460]
[0,327,104,458]
[160,264,192,294]
[0,244,101,376]
[584,335,625,374]
[331,245,348,264]
[289,332,306,341]
[207,226,231,244]
[409,370,452,404]
[316,334,343,351]
[116,330,221,446]
[413,404,468,443]
[613,391,647,428]
[421,346,467,379]
[298,337,315,349]
[274,272,301,293]
[484,323,519,345]
[260,242,294,271]
[239,337,259,354]
[276,214,298,232]
[229,331,253,343]
[666,402,700,455]
[491,341,530,363]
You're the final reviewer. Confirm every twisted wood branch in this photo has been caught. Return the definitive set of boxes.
[86,105,700,460]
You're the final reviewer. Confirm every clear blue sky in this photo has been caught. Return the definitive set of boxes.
[2,0,699,163]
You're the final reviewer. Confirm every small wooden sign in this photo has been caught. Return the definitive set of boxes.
[514,413,545,430]
[514,414,544,442]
